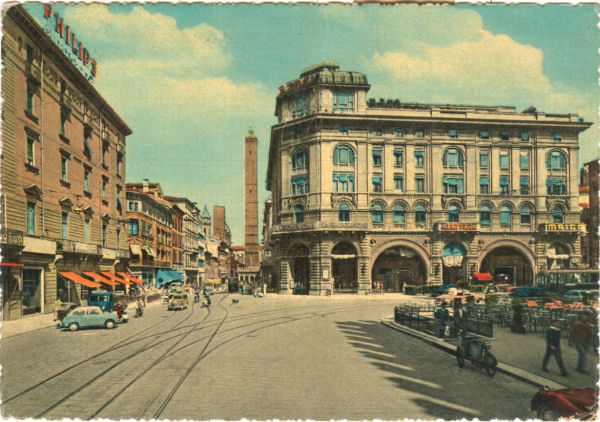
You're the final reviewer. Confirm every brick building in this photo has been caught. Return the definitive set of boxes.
[579,159,599,269]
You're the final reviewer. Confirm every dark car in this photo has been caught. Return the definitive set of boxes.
[509,286,551,298]
[431,284,455,297]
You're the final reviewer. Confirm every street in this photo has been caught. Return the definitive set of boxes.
[1,293,536,420]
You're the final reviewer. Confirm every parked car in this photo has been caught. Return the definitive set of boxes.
[563,290,586,304]
[509,286,552,298]
[431,284,455,297]
[168,293,189,310]
[59,306,118,331]
[435,288,484,305]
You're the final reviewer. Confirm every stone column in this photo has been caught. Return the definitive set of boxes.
[279,259,293,295]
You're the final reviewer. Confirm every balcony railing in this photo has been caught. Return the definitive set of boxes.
[58,239,102,255]
[0,229,24,247]
[26,63,41,85]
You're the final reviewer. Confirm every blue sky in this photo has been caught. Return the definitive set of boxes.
[24,3,598,244]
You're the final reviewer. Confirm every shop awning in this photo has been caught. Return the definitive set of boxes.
[204,278,221,285]
[156,269,184,287]
[0,262,23,266]
[129,243,142,256]
[472,273,493,282]
[143,246,156,258]
[118,272,144,285]
[101,272,133,285]
[83,272,119,286]
[59,271,101,288]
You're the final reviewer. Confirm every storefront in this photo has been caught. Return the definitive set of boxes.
[371,245,427,290]
[442,243,466,284]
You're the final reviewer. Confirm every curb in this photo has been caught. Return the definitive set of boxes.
[381,319,566,390]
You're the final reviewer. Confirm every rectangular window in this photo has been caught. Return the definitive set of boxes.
[291,175,308,195]
[551,152,563,170]
[479,153,488,168]
[480,176,489,194]
[414,151,424,168]
[394,174,403,191]
[84,219,89,243]
[128,218,139,236]
[26,44,34,63]
[500,176,509,194]
[102,142,109,166]
[294,129,302,139]
[499,153,508,169]
[83,130,91,156]
[551,132,562,142]
[546,177,567,195]
[500,131,510,141]
[102,177,108,201]
[520,131,530,141]
[333,92,354,111]
[84,168,89,193]
[447,150,458,167]
[116,227,120,247]
[116,153,123,177]
[116,186,122,210]
[141,220,147,236]
[442,176,464,194]
[372,149,382,167]
[372,176,382,192]
[520,176,529,195]
[338,125,348,134]
[26,136,35,166]
[25,85,34,115]
[371,128,382,137]
[393,150,403,167]
[333,173,354,192]
[60,156,67,181]
[519,152,529,169]
[479,130,489,139]
[61,212,68,239]
[102,223,107,247]
[415,129,424,139]
[415,176,425,192]
[394,128,404,138]
[27,202,35,235]
[448,129,458,138]
[21,268,41,316]
[60,112,66,136]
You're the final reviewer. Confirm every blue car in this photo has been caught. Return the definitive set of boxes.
[508,287,551,298]
[60,306,118,331]
[431,284,455,297]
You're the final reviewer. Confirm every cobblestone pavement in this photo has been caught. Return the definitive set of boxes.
[1,293,536,420]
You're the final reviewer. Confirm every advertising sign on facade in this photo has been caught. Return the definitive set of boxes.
[439,223,477,231]
[278,73,317,97]
[544,223,585,232]
[42,4,97,81]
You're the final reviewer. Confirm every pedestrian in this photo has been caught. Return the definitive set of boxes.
[241,284,245,295]
[543,320,567,376]
[54,297,62,321]
[453,300,465,336]
[568,314,593,373]
[434,302,449,338]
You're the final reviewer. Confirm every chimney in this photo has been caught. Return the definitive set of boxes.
[143,179,149,193]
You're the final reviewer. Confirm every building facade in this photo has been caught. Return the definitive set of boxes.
[265,62,591,295]
[579,159,599,269]
[164,196,200,287]
[1,5,132,319]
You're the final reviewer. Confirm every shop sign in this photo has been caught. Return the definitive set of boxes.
[43,4,97,81]
[278,74,318,97]
[544,223,585,232]
[439,223,477,231]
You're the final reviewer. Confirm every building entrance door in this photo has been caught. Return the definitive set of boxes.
[442,243,466,284]
[290,244,310,294]
[332,242,357,292]
[372,246,427,289]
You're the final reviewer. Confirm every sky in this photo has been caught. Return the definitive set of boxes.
[23,2,599,245]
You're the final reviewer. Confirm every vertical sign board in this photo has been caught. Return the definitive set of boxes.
[42,4,98,82]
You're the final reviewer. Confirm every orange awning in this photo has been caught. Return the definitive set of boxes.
[83,272,119,286]
[59,271,101,288]
[118,272,144,285]
[101,272,133,285]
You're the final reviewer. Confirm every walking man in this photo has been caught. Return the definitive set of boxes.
[54,297,62,321]
[569,314,593,373]
[543,320,567,376]
[434,302,449,338]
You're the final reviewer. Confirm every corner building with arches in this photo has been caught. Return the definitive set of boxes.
[264,62,591,294]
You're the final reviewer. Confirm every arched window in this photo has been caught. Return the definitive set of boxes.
[414,204,426,224]
[479,205,491,225]
[546,150,567,171]
[338,203,350,222]
[291,149,308,170]
[333,145,355,166]
[500,205,511,225]
[371,203,383,223]
[520,205,531,224]
[552,205,564,223]
[447,205,460,222]
[294,204,304,223]
[442,148,463,167]
[393,204,405,224]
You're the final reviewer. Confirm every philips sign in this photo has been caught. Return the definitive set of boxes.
[43,4,97,82]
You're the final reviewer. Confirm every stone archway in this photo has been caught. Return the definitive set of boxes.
[479,241,535,285]
[289,244,310,294]
[371,243,429,290]
[331,242,358,292]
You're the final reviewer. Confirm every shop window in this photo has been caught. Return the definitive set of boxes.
[333,145,355,165]
[500,205,511,225]
[393,204,405,224]
[371,203,383,223]
[414,204,426,224]
[447,205,460,222]
[338,203,350,222]
[27,201,35,235]
[520,206,531,224]
[372,176,382,192]
[520,176,529,195]
[480,176,489,194]
[394,174,403,191]
[393,150,403,167]
[294,204,304,223]
[552,205,564,223]
[21,268,42,316]
[479,205,491,225]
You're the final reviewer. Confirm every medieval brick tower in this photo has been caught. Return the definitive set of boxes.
[244,130,259,268]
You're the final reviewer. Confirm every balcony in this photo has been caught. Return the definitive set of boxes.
[60,94,72,112]
[102,130,111,143]
[26,63,41,85]
[59,239,102,255]
[0,229,24,247]
[116,249,130,259]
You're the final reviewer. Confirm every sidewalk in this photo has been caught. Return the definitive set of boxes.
[383,319,599,390]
